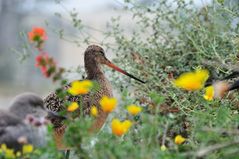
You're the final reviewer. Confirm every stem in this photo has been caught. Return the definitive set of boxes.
[196,139,239,158]
[162,123,168,146]
[65,150,70,159]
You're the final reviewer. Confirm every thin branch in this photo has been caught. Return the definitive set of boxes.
[196,139,239,158]
[161,123,168,146]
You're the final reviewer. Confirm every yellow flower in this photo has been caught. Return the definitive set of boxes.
[123,120,132,130]
[68,80,93,96]
[160,145,167,151]
[67,102,79,112]
[111,119,132,136]
[16,151,21,157]
[1,144,7,151]
[127,105,142,116]
[100,96,117,113]
[204,86,214,101]
[22,144,34,154]
[174,135,186,145]
[173,69,209,91]
[90,106,98,117]
[5,148,15,158]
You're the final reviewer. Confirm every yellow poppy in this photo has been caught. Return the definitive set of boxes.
[67,102,79,112]
[204,86,214,101]
[100,96,117,113]
[1,144,7,151]
[174,135,186,145]
[68,80,93,96]
[127,105,142,116]
[22,144,34,154]
[5,149,15,158]
[90,106,98,117]
[173,69,209,91]
[111,119,132,136]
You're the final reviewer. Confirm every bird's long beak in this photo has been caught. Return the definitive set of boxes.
[105,59,146,83]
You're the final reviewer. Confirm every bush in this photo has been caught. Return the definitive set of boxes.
[10,0,239,158]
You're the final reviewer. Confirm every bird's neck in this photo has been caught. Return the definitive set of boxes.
[85,59,105,80]
[85,59,113,97]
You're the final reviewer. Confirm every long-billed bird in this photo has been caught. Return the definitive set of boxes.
[44,45,145,150]
[0,93,48,151]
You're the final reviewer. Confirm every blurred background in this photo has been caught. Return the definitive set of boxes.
[0,0,212,107]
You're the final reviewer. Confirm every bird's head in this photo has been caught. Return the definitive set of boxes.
[9,93,47,120]
[84,45,146,83]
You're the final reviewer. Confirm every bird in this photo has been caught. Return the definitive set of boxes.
[44,45,145,150]
[212,79,239,98]
[0,93,48,152]
[205,71,239,98]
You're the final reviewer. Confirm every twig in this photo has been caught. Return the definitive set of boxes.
[65,150,70,159]
[202,127,239,136]
[161,123,168,146]
[196,139,239,158]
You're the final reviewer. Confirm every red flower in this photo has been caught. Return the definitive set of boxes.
[35,53,51,78]
[28,27,47,43]
[35,53,49,67]
[40,66,50,78]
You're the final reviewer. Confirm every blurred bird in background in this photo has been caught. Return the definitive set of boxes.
[0,93,48,152]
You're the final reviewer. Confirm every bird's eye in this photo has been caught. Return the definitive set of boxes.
[99,50,104,55]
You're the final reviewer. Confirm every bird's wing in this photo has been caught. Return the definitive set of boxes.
[0,111,32,151]
[44,83,82,112]
[44,92,65,112]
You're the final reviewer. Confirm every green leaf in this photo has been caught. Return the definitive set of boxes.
[149,92,165,105]
[216,106,231,126]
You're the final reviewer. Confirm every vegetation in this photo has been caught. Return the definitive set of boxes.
[3,0,239,158]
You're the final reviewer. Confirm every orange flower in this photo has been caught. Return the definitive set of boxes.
[203,86,214,101]
[99,96,117,113]
[28,27,47,43]
[68,80,93,96]
[127,105,142,116]
[111,119,132,136]
[173,69,209,91]
[174,135,186,145]
[67,102,79,112]
[90,106,98,117]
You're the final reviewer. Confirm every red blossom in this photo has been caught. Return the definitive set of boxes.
[28,27,47,42]
[35,53,49,67]
[35,53,51,78]
[40,66,50,78]
[35,53,58,78]
[29,26,64,80]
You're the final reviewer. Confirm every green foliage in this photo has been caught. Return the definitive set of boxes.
[13,0,239,158]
